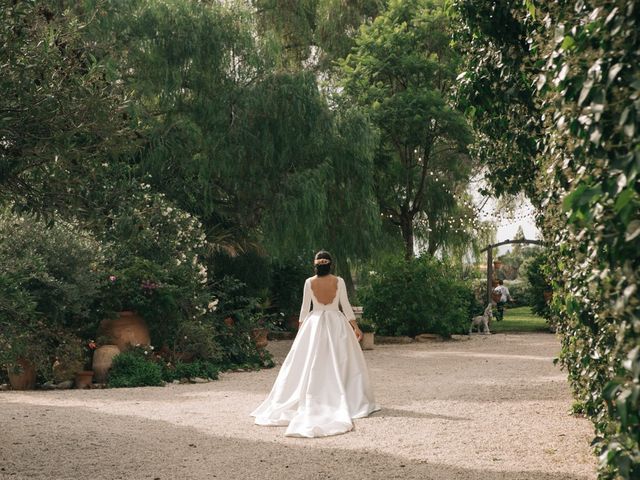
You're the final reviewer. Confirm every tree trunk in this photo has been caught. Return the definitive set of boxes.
[400,215,414,261]
[426,238,438,256]
[336,255,356,299]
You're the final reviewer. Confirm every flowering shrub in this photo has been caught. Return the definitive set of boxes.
[95,190,214,345]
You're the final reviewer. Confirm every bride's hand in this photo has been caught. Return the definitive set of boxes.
[353,325,363,341]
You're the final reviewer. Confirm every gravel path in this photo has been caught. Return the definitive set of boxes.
[0,333,596,480]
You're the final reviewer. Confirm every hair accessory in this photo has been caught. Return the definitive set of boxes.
[314,258,331,266]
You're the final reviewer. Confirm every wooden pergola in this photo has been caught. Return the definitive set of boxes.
[480,239,544,303]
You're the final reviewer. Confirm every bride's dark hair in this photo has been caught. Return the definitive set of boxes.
[314,250,332,277]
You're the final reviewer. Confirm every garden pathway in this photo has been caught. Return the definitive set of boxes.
[0,333,596,480]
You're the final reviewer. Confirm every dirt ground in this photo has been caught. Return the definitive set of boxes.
[0,333,596,480]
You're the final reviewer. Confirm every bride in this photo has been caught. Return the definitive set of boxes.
[251,250,380,437]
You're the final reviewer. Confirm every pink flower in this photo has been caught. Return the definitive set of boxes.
[109,275,117,282]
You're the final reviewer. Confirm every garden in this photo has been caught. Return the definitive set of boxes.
[1,0,638,478]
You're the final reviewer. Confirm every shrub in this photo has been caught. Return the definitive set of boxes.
[0,210,104,379]
[269,256,311,319]
[362,256,472,338]
[95,190,213,346]
[524,252,551,319]
[107,351,164,388]
[162,360,220,382]
[0,209,104,333]
[170,321,223,364]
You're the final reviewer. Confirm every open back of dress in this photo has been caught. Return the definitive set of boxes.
[250,276,379,437]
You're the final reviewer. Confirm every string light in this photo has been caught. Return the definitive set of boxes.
[380,165,538,235]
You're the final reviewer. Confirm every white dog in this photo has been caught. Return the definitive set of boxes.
[469,303,494,334]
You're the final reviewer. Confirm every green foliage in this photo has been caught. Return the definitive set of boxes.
[270,256,313,318]
[340,0,474,258]
[359,320,375,333]
[107,351,164,388]
[253,0,383,71]
[524,252,551,319]
[456,1,640,477]
[0,209,105,379]
[0,0,131,216]
[95,188,213,344]
[170,321,223,364]
[497,244,540,281]
[361,255,471,337]
[110,0,381,261]
[0,210,104,330]
[162,360,220,382]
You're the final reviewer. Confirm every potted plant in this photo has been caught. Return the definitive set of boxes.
[250,317,270,350]
[2,332,33,390]
[359,321,375,350]
[6,358,37,390]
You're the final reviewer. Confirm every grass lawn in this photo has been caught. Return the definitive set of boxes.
[491,306,550,333]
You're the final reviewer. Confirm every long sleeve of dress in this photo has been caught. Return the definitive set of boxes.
[338,277,356,321]
[298,278,312,323]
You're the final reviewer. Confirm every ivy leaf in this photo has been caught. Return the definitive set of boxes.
[525,0,536,18]
[624,220,640,241]
[563,184,587,211]
[561,36,575,50]
[607,63,623,86]
[614,188,635,212]
[578,78,593,105]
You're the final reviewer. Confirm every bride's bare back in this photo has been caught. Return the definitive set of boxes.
[310,274,339,305]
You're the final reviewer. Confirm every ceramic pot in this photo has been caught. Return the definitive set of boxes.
[92,345,121,383]
[286,315,299,332]
[75,371,94,389]
[99,311,150,351]
[251,328,269,349]
[7,358,36,390]
[360,332,374,350]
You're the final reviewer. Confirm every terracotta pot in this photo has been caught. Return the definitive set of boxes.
[7,358,36,390]
[223,317,235,327]
[251,328,269,349]
[92,345,121,383]
[360,332,374,350]
[543,291,553,304]
[75,371,94,389]
[286,315,299,332]
[99,311,150,351]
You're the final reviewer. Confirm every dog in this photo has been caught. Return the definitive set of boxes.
[469,303,494,335]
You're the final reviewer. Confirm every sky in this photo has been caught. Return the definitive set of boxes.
[470,177,542,255]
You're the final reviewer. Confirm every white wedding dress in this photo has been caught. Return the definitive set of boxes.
[251,276,379,437]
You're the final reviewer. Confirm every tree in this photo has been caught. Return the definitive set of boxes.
[340,0,474,259]
[0,1,132,217]
[113,0,381,264]
[252,0,383,71]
